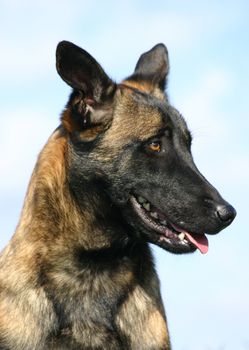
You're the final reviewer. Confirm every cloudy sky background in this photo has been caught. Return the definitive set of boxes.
[1,1,248,349]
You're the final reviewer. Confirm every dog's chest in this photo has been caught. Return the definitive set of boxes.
[45,256,136,347]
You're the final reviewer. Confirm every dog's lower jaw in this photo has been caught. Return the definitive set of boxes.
[129,195,206,254]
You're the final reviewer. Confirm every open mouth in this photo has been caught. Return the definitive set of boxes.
[130,195,209,254]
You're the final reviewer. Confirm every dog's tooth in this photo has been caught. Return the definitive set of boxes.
[143,202,151,211]
[178,232,185,241]
[138,196,146,204]
[150,212,158,219]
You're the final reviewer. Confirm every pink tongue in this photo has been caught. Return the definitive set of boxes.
[184,232,209,254]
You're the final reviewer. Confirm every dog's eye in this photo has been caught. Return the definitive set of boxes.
[148,141,161,153]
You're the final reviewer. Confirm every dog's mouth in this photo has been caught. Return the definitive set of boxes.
[130,195,209,254]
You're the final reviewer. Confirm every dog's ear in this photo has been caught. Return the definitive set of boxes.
[56,41,115,102]
[124,44,169,93]
[56,41,116,138]
[134,44,169,90]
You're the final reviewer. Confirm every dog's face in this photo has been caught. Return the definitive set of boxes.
[56,41,236,254]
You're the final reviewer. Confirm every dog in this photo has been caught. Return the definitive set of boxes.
[0,41,236,349]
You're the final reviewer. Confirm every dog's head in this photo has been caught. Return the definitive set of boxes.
[56,41,236,254]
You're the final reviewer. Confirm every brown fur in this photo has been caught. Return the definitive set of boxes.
[100,88,163,151]
[0,117,170,350]
[120,81,166,100]
[1,40,236,350]
[0,42,175,349]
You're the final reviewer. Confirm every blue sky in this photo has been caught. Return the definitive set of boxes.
[0,1,249,349]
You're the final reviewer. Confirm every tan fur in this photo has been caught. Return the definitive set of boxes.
[121,80,166,100]
[0,287,55,350]
[0,53,171,349]
[0,114,171,349]
[98,88,163,157]
[61,108,75,133]
[1,40,233,350]
[116,285,169,349]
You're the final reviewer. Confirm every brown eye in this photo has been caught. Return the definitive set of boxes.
[148,141,161,152]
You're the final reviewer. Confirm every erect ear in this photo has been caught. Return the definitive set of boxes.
[56,41,115,103]
[125,44,169,92]
[56,41,116,138]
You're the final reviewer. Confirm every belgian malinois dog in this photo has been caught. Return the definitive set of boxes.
[0,41,236,349]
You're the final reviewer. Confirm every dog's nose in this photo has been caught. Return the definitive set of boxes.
[216,204,236,224]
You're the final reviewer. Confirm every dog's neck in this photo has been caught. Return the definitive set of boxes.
[14,127,129,253]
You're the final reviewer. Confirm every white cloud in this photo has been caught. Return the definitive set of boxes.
[0,110,57,193]
[0,1,90,82]
[0,0,244,83]
[171,67,249,190]
[0,3,248,349]
[87,9,238,77]
[177,68,234,139]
